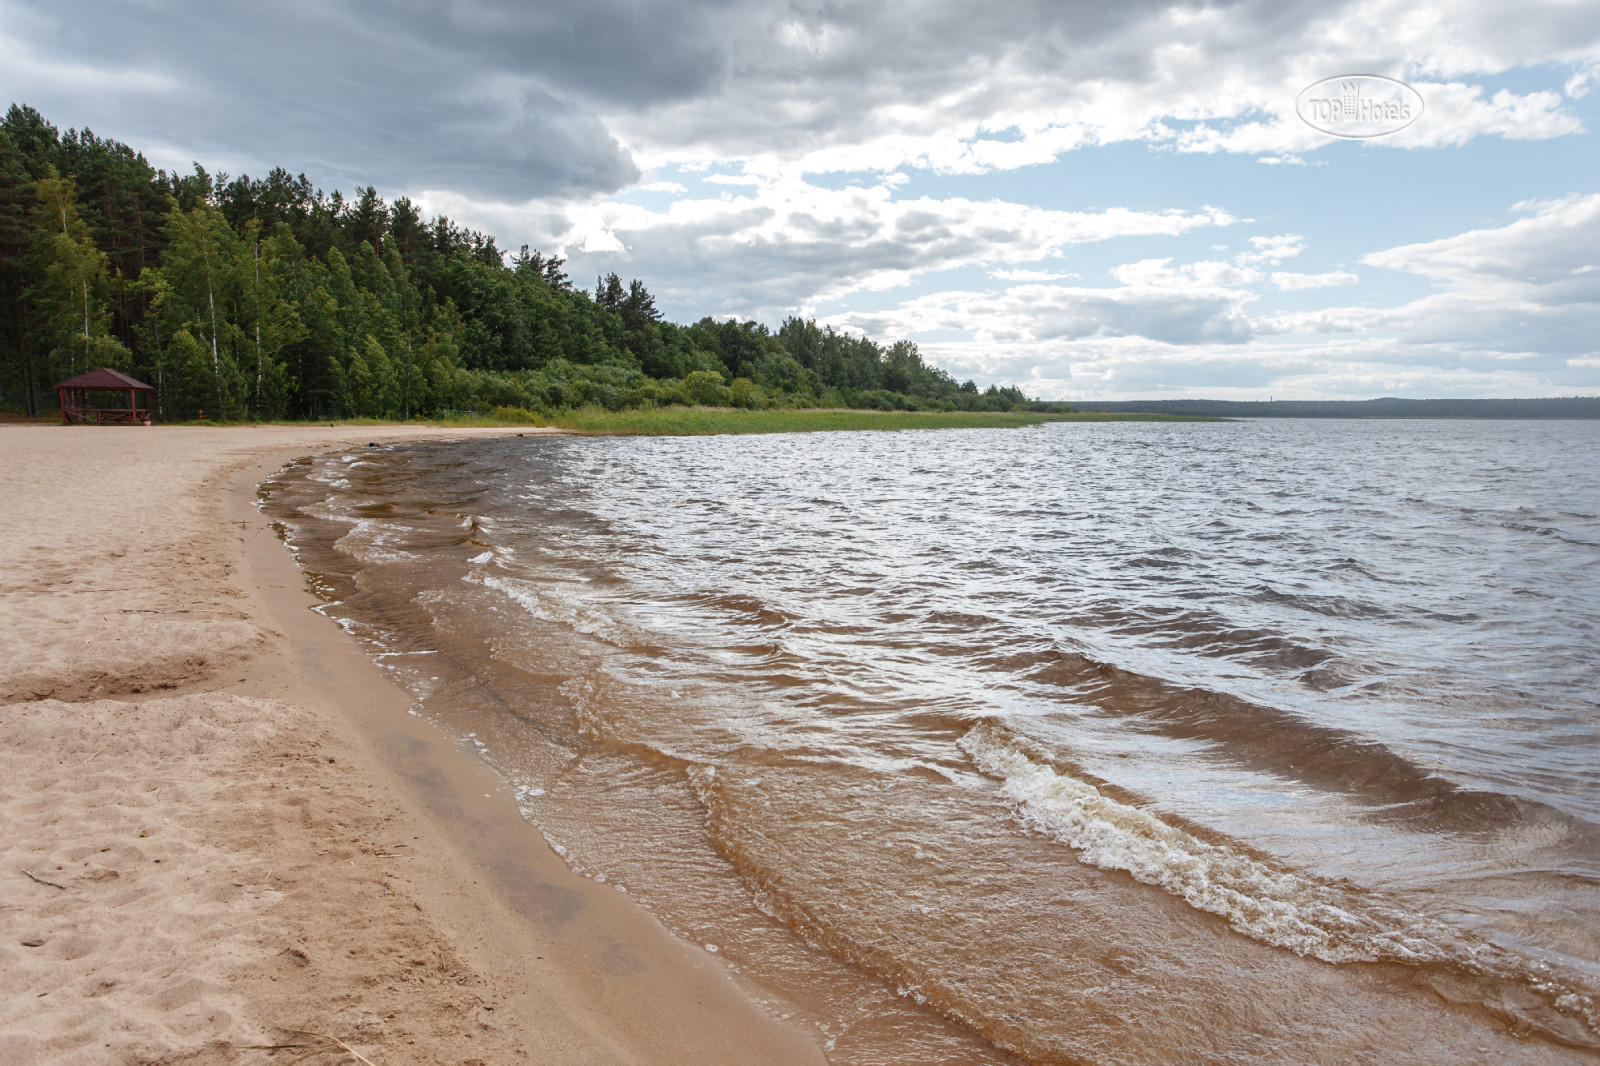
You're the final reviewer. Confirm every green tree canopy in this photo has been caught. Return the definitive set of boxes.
[0,103,1034,420]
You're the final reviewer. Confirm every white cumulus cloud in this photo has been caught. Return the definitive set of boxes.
[424,173,1236,315]
[1271,271,1360,290]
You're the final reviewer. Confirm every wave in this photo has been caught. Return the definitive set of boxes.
[988,644,1580,836]
[686,590,802,629]
[469,569,646,649]
[1050,597,1345,675]
[960,721,1600,1048]
[330,518,419,564]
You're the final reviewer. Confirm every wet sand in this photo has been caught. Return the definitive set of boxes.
[0,423,825,1065]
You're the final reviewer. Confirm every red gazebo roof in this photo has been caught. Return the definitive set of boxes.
[56,368,154,391]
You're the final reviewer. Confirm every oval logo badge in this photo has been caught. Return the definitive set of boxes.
[1296,75,1424,138]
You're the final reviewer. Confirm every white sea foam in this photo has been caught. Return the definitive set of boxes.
[960,721,1600,1038]
[332,519,417,564]
[560,675,608,741]
[471,570,640,647]
[962,722,1510,967]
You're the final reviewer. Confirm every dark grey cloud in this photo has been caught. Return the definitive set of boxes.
[4,0,1593,200]
[356,0,737,108]
[4,0,721,197]
[7,0,1202,195]
[607,0,1596,167]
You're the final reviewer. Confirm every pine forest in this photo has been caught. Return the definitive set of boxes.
[0,104,1037,422]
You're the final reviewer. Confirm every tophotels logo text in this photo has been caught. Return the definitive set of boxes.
[1296,75,1423,138]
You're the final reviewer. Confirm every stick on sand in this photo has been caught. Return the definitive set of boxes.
[20,868,66,890]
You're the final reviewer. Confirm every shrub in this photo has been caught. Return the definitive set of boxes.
[684,369,732,406]
[491,405,541,424]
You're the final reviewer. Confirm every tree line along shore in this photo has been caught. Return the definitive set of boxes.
[0,103,1074,425]
[8,104,1576,431]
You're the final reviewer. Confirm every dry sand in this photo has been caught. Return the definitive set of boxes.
[0,423,827,1066]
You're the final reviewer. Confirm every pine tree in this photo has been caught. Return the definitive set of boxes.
[0,122,35,412]
[24,168,130,387]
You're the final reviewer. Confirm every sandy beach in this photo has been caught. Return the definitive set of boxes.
[0,423,826,1066]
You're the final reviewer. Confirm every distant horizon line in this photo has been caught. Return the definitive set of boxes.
[1067,395,1599,403]
[1059,396,1600,418]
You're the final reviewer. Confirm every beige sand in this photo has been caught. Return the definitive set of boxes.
[0,424,826,1066]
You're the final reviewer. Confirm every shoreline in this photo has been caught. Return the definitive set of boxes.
[235,427,1600,1065]
[1,424,824,1065]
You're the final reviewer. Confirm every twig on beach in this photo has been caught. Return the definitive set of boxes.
[254,1027,380,1066]
[20,869,66,890]
[241,1039,353,1057]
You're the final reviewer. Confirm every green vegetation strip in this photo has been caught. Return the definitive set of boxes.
[499,407,1222,435]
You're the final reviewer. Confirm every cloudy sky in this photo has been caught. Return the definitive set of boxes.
[4,0,1598,399]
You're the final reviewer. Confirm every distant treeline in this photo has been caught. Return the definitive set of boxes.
[0,104,1035,421]
[1077,398,1600,419]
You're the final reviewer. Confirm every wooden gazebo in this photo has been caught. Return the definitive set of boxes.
[56,368,155,424]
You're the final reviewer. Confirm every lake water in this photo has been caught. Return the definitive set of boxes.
[262,419,1600,1064]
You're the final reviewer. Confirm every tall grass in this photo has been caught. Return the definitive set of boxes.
[530,407,1220,435]
[78,406,1219,432]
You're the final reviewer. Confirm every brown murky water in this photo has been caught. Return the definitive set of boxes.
[262,420,1600,1064]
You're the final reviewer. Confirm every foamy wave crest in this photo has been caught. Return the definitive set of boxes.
[561,673,612,741]
[960,722,1396,961]
[331,519,418,564]
[297,498,359,524]
[295,486,417,565]
[471,571,641,647]
[960,721,1600,1044]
